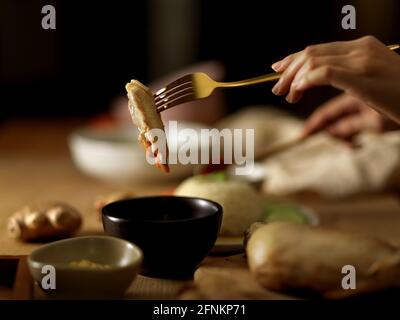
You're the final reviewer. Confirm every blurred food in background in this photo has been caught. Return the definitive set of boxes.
[218,107,400,198]
[174,172,319,240]
[7,202,82,242]
[175,173,264,236]
[246,222,400,299]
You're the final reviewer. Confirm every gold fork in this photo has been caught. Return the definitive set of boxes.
[154,72,281,112]
[155,44,400,112]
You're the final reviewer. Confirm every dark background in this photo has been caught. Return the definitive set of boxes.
[1,0,399,120]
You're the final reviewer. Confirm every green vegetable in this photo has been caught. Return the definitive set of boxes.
[211,171,228,181]
[263,201,307,224]
[200,171,228,182]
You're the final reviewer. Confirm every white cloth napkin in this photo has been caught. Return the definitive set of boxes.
[218,106,400,198]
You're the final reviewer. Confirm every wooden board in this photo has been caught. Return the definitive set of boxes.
[179,254,296,300]
[0,119,176,256]
[0,256,33,299]
[2,119,400,300]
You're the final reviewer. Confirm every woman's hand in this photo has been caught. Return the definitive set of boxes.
[300,93,397,140]
[271,36,400,123]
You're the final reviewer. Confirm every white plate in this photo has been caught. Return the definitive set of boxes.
[211,204,319,255]
[212,236,244,255]
[68,122,212,183]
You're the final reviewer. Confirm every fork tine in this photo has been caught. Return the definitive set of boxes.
[155,86,193,108]
[154,74,193,97]
[156,92,195,112]
[154,82,192,104]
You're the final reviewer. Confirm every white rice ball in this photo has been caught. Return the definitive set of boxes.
[175,175,264,236]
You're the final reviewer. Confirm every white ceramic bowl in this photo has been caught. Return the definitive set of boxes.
[28,236,142,298]
[69,122,213,183]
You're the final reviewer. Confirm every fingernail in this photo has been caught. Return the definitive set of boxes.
[285,91,294,103]
[272,83,281,95]
[271,61,281,71]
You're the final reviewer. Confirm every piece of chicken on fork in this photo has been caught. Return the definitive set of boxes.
[125,80,169,172]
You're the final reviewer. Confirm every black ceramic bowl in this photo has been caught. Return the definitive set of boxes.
[102,196,222,278]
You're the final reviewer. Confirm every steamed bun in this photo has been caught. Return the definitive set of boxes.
[175,175,264,236]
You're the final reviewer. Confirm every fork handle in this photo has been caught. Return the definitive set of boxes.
[217,72,281,88]
[216,44,399,89]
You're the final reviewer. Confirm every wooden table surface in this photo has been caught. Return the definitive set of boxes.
[2,119,400,299]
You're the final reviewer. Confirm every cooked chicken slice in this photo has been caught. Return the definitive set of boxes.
[125,80,169,172]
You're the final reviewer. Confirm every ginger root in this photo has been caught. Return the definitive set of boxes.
[7,202,82,241]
